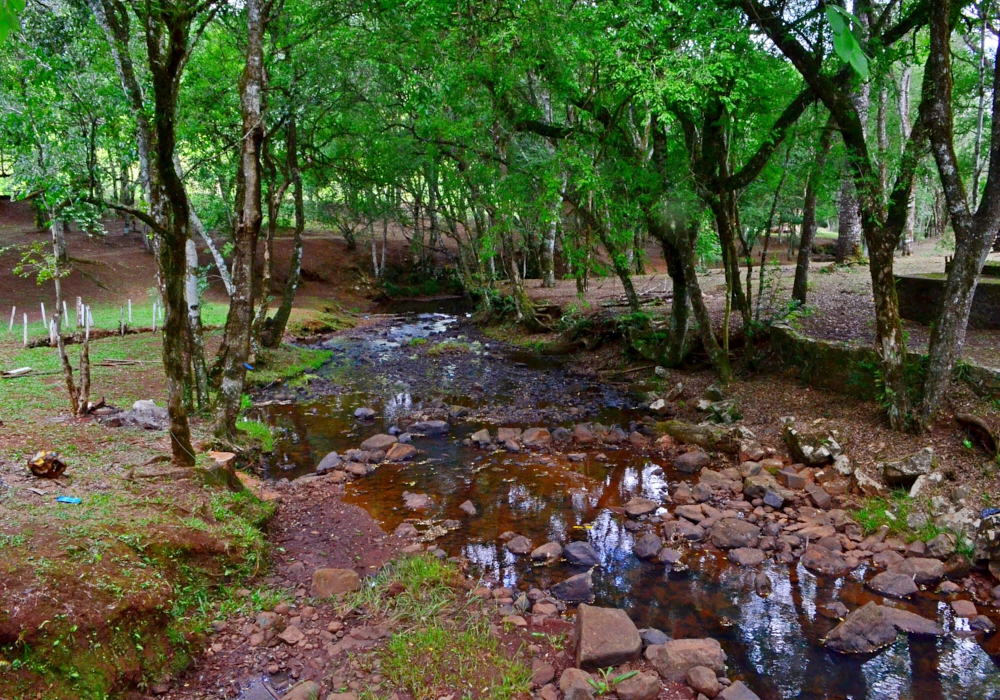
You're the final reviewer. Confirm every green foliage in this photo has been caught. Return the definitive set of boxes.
[236,419,274,451]
[588,668,639,695]
[825,6,869,79]
[0,0,25,44]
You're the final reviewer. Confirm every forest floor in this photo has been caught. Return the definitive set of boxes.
[1,205,999,700]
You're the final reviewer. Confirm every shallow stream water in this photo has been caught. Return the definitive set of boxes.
[258,304,1000,700]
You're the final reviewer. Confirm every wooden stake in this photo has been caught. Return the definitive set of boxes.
[128,299,132,323]
[152,302,157,332]
[76,297,82,328]
[23,313,27,347]
[8,306,14,333]
[40,302,46,326]
[120,306,125,336]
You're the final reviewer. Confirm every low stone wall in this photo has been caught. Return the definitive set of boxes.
[896,273,1000,330]
[769,323,1000,400]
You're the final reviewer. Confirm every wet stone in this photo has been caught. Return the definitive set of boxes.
[531,541,563,562]
[410,419,449,435]
[315,451,342,474]
[674,451,711,474]
[709,518,761,550]
[551,570,594,603]
[385,443,417,461]
[645,638,727,682]
[522,427,552,447]
[625,497,659,518]
[952,600,977,618]
[866,571,918,599]
[801,545,853,577]
[640,627,672,648]
[402,492,433,510]
[459,500,477,516]
[360,433,396,451]
[728,547,765,567]
[633,532,663,559]
[506,535,533,555]
[890,557,945,585]
[353,407,376,419]
[719,681,761,700]
[563,541,601,567]
[971,615,996,632]
[616,671,660,700]
[687,665,721,698]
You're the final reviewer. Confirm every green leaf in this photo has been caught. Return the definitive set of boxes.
[825,6,846,34]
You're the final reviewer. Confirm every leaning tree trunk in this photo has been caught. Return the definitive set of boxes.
[264,117,304,348]
[215,0,265,441]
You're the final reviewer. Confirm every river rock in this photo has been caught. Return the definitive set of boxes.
[943,553,971,580]
[315,451,342,474]
[687,665,721,698]
[360,433,397,451]
[782,423,842,466]
[459,500,476,516]
[674,451,711,474]
[531,541,563,563]
[645,638,726,681]
[505,535,533,555]
[519,427,551,447]
[402,492,433,510]
[615,670,660,700]
[925,533,956,560]
[649,399,676,417]
[719,681,761,700]
[633,532,663,560]
[385,443,417,461]
[972,615,996,632]
[801,545,852,577]
[728,547,765,566]
[952,599,977,618]
[640,628,671,648]
[410,419,449,435]
[625,497,660,518]
[804,482,832,510]
[353,407,376,419]
[709,518,761,549]
[394,522,418,538]
[742,473,794,503]
[559,668,594,700]
[824,601,944,653]
[497,427,522,442]
[311,568,361,598]
[575,604,642,669]
[470,428,492,445]
[890,557,945,585]
[881,448,936,488]
[551,571,594,603]
[564,541,601,567]
[866,571,918,598]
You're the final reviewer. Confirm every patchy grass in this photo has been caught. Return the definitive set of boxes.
[285,303,357,337]
[851,491,967,552]
[246,344,332,388]
[426,340,472,357]
[236,418,274,451]
[344,556,532,700]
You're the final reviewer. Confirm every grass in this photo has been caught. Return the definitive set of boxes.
[236,418,275,451]
[343,556,531,700]
[425,340,472,357]
[246,344,332,388]
[851,491,967,551]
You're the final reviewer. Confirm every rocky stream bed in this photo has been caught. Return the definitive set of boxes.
[222,304,1000,700]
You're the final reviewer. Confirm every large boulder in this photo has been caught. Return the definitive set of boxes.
[633,532,663,560]
[360,433,397,451]
[889,557,945,586]
[410,420,450,435]
[742,473,794,504]
[974,507,1000,575]
[645,638,726,682]
[564,541,601,567]
[866,571,918,599]
[880,448,936,488]
[551,571,594,603]
[315,451,342,474]
[522,427,552,447]
[782,422,842,466]
[709,518,761,550]
[311,568,360,598]
[801,545,853,577]
[674,451,711,474]
[625,497,660,518]
[574,604,642,669]
[825,601,944,654]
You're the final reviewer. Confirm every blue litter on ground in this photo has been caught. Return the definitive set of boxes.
[56,496,81,504]
[244,363,254,371]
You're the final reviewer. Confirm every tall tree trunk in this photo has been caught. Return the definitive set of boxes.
[264,116,304,348]
[837,90,869,263]
[793,119,835,305]
[919,0,1000,430]
[185,238,209,409]
[215,0,265,440]
[899,66,917,255]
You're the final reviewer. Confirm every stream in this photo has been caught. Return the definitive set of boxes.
[256,303,1000,700]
